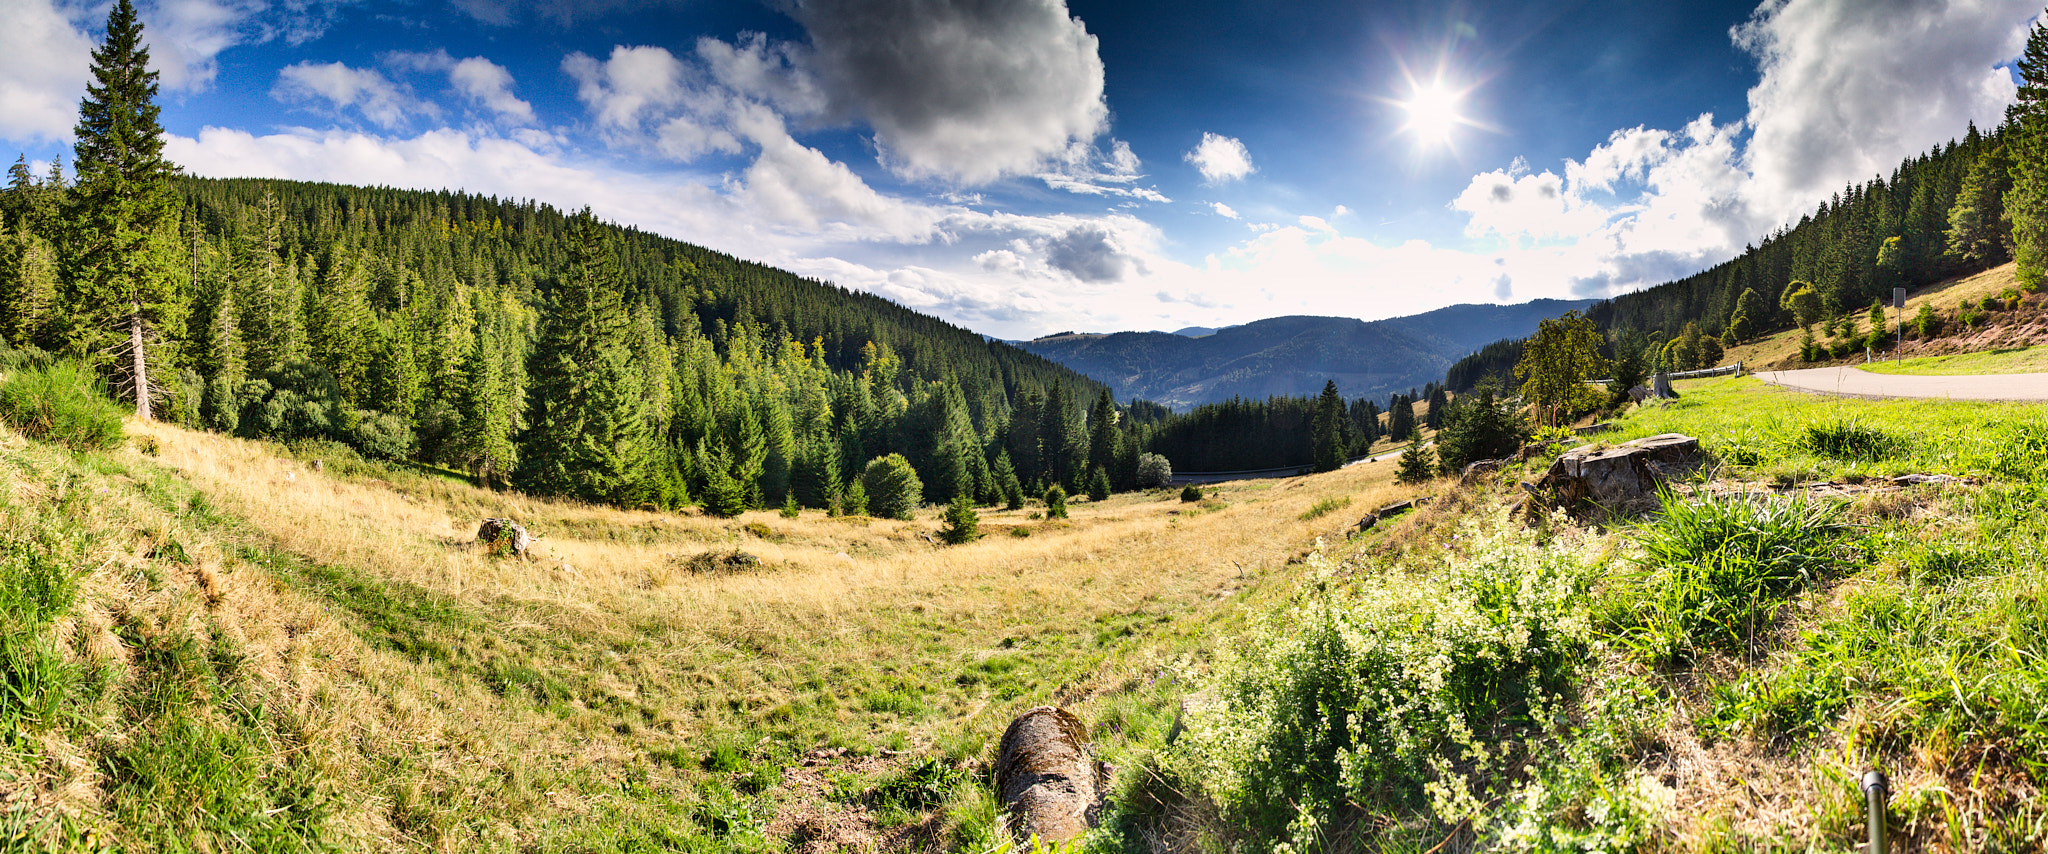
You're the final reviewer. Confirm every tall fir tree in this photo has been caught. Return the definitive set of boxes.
[65,0,185,418]
[2008,13,2048,289]
[517,210,654,504]
[1310,380,1346,473]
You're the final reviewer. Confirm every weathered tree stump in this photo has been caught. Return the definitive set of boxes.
[477,518,532,556]
[1530,433,1700,517]
[995,706,1102,844]
[1462,458,1509,483]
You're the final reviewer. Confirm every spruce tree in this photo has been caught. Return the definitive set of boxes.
[1310,380,1346,473]
[991,449,1025,510]
[517,210,653,504]
[1395,442,1435,484]
[940,492,980,544]
[2009,14,2048,288]
[65,0,184,419]
[1949,146,2013,266]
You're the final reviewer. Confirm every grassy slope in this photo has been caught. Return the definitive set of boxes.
[1101,377,2048,851]
[1721,262,2022,370]
[0,417,1426,852]
[1859,344,2048,376]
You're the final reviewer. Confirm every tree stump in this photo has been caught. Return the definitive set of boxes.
[477,518,532,556]
[1531,433,1699,517]
[995,706,1102,844]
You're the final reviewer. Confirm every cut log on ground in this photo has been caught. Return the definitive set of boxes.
[995,706,1102,844]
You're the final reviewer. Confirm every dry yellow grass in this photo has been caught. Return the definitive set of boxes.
[67,419,1432,849]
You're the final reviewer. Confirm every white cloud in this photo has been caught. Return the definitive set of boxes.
[272,61,430,129]
[1446,0,2039,304]
[1036,138,1170,201]
[696,32,827,119]
[1211,202,1239,219]
[385,50,536,124]
[0,0,94,143]
[1184,132,1254,183]
[790,0,1109,184]
[562,46,693,131]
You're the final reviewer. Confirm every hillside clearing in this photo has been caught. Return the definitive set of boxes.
[2,417,1424,851]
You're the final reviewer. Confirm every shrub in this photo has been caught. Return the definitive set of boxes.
[1167,529,1596,847]
[1044,484,1068,519]
[1298,496,1350,521]
[0,361,125,451]
[1135,453,1173,489]
[861,454,922,520]
[779,496,800,518]
[1910,303,1940,339]
[1180,483,1203,502]
[1086,466,1111,501]
[680,549,762,574]
[345,409,416,461]
[940,493,980,544]
[1433,386,1529,472]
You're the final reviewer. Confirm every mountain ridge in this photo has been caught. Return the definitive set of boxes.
[1015,299,1596,408]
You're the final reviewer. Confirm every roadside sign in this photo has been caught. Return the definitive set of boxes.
[1895,287,1907,308]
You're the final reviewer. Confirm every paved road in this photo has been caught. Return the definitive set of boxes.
[1753,366,2048,401]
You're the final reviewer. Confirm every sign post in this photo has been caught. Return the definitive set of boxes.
[1894,287,1907,363]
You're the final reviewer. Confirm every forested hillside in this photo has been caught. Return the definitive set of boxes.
[1,168,1163,512]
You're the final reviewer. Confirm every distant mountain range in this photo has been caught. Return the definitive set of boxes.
[1015,299,1598,409]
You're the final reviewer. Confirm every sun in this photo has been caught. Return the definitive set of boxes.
[1397,79,1467,147]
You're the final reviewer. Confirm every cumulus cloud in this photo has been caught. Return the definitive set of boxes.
[1449,0,2037,302]
[1184,132,1254,183]
[0,0,94,142]
[1037,138,1170,201]
[1043,225,1139,282]
[387,50,536,124]
[563,46,694,131]
[272,61,432,129]
[789,0,1108,184]
[1734,0,2034,225]
[1211,202,1239,219]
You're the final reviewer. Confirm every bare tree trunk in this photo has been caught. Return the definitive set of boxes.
[129,305,152,421]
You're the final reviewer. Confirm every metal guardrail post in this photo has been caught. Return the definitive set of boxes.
[1862,770,1888,854]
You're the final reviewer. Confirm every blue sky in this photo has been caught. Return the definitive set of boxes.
[0,0,2038,338]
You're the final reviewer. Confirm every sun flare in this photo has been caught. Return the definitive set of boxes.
[1399,80,1466,146]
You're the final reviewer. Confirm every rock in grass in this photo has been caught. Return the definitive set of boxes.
[996,706,1103,844]
[477,518,532,556]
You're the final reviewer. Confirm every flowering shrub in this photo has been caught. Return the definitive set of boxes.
[1166,521,1600,850]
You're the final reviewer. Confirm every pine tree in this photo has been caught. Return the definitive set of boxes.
[2009,14,2048,289]
[940,492,980,544]
[453,320,517,486]
[1949,146,2013,265]
[991,449,1025,510]
[861,453,923,520]
[0,226,60,349]
[517,210,653,504]
[65,0,184,419]
[309,248,373,405]
[1395,442,1435,484]
[1387,393,1415,442]
[1086,465,1111,501]
[1086,389,1122,486]
[1310,380,1346,473]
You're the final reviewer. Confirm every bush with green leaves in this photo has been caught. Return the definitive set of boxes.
[861,454,923,520]
[0,361,125,451]
[1167,526,1598,849]
[1086,466,1111,501]
[1433,386,1529,472]
[1180,483,1203,502]
[1044,484,1068,519]
[1135,453,1173,489]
